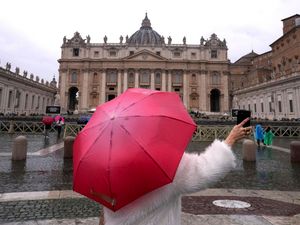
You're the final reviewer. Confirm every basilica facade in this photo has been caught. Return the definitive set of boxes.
[58,14,230,114]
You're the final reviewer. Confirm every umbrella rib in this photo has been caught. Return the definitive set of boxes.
[119,93,155,114]
[73,120,110,184]
[118,122,173,182]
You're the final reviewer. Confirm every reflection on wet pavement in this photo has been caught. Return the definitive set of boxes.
[0,136,300,193]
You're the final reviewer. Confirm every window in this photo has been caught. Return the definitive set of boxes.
[211,50,217,58]
[192,74,196,83]
[8,91,12,108]
[129,51,134,56]
[140,72,150,84]
[73,48,79,56]
[289,99,293,112]
[269,101,272,112]
[94,51,99,57]
[128,73,134,84]
[212,73,220,85]
[261,102,264,113]
[155,73,161,84]
[109,51,117,57]
[93,73,98,83]
[191,52,196,58]
[25,94,28,109]
[254,103,257,113]
[42,97,45,110]
[277,95,282,113]
[288,94,293,112]
[106,71,117,83]
[173,52,181,57]
[172,72,182,84]
[278,101,282,112]
[156,51,161,56]
[31,95,35,109]
[71,72,77,83]
[37,96,40,109]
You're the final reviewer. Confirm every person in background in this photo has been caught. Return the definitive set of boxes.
[56,117,64,138]
[42,116,54,138]
[255,123,265,147]
[264,126,275,146]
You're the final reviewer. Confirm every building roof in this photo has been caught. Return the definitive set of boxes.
[281,14,300,21]
[127,13,164,46]
[233,50,258,65]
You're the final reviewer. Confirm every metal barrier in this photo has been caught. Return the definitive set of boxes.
[0,121,56,133]
[1,121,299,141]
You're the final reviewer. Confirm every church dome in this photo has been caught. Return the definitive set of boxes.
[127,13,164,46]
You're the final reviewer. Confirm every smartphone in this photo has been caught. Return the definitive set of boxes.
[237,110,251,127]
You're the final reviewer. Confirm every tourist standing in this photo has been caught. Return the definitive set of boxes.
[42,116,54,138]
[255,123,265,146]
[264,126,275,146]
[56,117,64,138]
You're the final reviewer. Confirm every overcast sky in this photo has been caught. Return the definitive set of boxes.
[0,0,298,82]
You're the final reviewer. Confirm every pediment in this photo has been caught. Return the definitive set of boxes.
[123,50,167,61]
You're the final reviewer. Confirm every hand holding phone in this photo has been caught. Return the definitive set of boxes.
[237,110,251,127]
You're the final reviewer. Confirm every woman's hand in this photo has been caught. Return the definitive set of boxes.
[224,118,252,147]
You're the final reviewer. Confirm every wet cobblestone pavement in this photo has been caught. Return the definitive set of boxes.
[0,135,299,224]
[0,198,101,223]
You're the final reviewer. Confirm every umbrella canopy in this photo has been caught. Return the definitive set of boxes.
[54,115,65,122]
[42,116,54,125]
[73,88,196,211]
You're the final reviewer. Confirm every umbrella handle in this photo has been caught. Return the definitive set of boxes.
[90,189,116,207]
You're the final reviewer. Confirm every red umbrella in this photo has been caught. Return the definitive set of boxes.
[42,116,54,125]
[73,88,196,211]
[54,115,65,122]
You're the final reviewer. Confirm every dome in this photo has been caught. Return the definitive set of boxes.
[127,13,164,46]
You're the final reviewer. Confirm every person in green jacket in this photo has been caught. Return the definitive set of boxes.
[264,126,275,146]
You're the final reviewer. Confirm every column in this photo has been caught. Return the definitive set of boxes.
[183,72,188,108]
[60,71,67,112]
[199,72,207,112]
[222,72,229,112]
[117,70,122,96]
[123,70,128,92]
[135,71,139,88]
[167,72,172,92]
[100,71,106,104]
[150,71,155,90]
[2,87,8,113]
[81,70,89,111]
[161,71,166,91]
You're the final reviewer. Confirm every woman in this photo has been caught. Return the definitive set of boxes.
[100,118,251,225]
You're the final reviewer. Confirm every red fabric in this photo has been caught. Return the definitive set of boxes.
[73,88,196,211]
[42,116,54,125]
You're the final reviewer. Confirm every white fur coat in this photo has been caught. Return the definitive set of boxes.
[104,140,236,225]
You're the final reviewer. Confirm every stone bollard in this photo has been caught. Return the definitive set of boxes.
[12,135,27,160]
[64,136,75,158]
[290,141,300,163]
[242,139,256,161]
[8,121,15,134]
